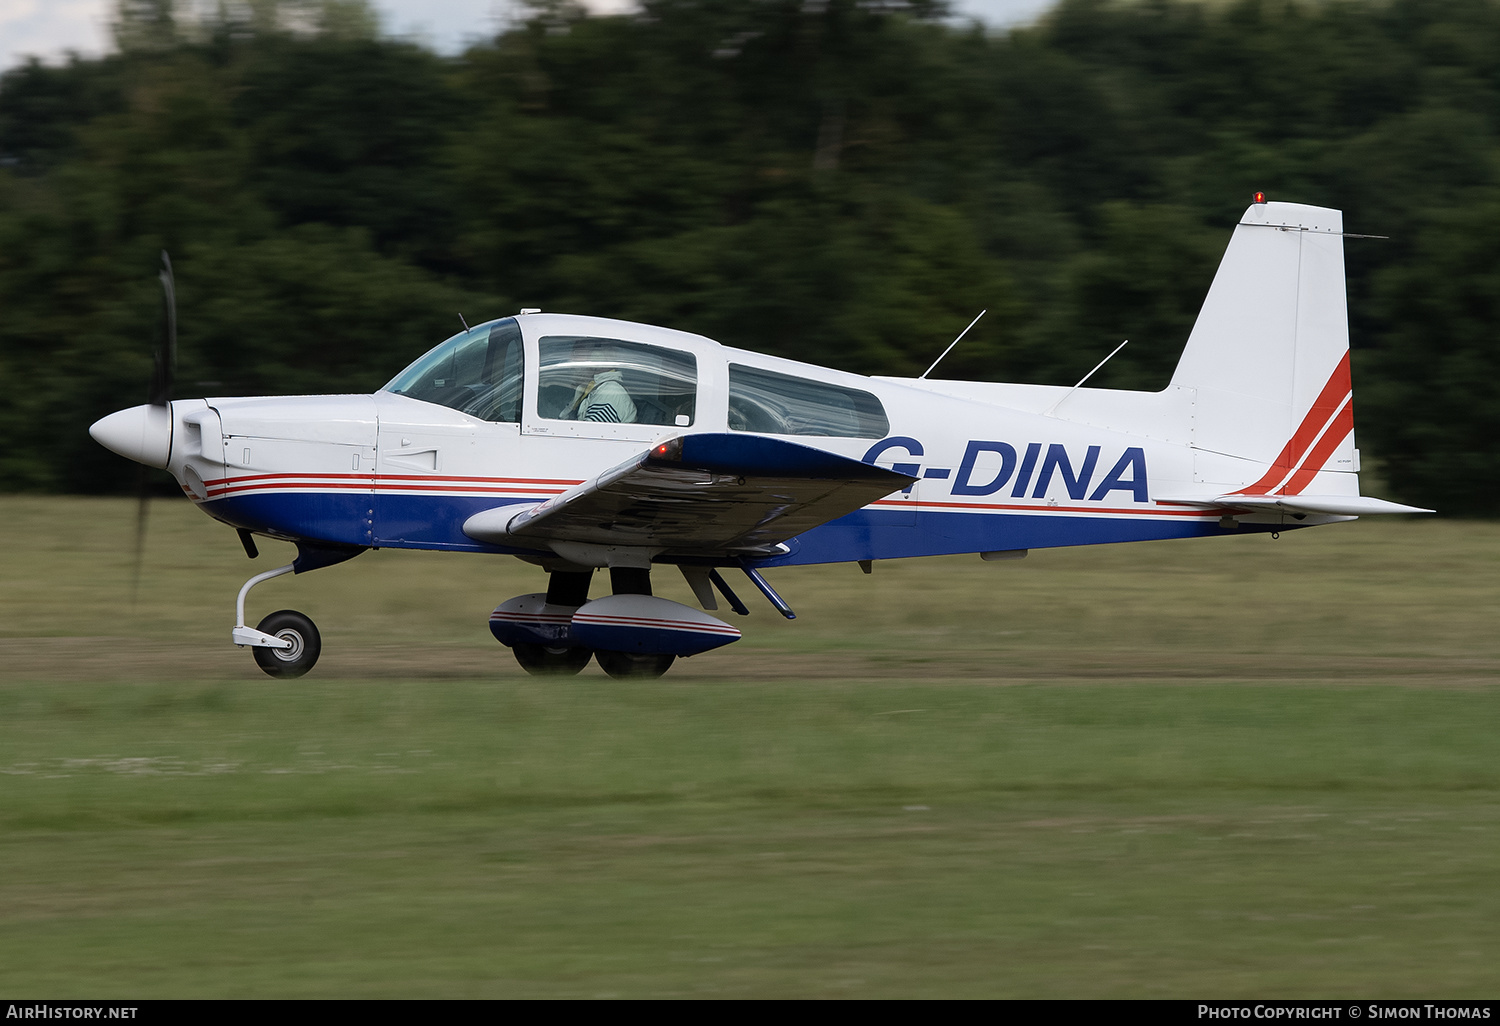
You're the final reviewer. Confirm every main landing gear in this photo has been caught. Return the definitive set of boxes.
[590,567,678,680]
[492,567,680,679]
[489,565,773,680]
[502,569,600,677]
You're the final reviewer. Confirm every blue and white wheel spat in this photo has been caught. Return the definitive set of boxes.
[570,594,741,657]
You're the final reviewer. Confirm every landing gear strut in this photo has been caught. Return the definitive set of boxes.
[233,563,321,679]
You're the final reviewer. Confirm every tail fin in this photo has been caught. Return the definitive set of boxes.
[1171,201,1357,494]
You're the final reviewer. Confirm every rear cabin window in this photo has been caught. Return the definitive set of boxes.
[727,364,890,438]
[538,336,697,427]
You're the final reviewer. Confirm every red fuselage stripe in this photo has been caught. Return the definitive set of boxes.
[211,471,581,487]
[206,481,563,499]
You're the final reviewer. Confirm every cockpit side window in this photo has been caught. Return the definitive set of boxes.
[383,318,524,423]
[727,364,889,438]
[537,336,697,428]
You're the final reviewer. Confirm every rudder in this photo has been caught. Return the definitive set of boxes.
[1170,201,1358,494]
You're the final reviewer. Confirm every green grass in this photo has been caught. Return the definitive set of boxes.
[0,497,1498,996]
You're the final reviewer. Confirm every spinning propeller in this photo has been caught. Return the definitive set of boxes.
[130,252,177,599]
[149,252,177,407]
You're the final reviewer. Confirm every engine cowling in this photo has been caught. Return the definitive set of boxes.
[570,594,741,657]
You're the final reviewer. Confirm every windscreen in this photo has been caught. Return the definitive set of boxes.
[383,318,524,423]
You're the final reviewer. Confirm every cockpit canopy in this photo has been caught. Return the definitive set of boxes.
[383,314,888,439]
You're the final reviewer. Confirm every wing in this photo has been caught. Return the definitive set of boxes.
[463,433,916,556]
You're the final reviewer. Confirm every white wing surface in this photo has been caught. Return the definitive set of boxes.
[463,433,916,556]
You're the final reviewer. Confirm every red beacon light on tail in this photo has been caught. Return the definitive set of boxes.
[1253,191,1268,204]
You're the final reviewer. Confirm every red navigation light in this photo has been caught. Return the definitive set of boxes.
[650,437,684,462]
[1253,191,1267,204]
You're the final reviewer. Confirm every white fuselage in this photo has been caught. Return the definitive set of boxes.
[143,311,1357,567]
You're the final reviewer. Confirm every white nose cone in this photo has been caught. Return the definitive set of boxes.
[89,404,172,469]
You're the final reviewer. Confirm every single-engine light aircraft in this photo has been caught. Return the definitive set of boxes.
[90,199,1431,679]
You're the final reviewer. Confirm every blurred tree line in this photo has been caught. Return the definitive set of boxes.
[1,0,1498,511]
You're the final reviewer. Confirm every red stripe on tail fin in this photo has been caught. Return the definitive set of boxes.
[1232,351,1351,495]
[1275,398,1355,496]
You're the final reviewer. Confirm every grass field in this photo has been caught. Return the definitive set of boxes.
[1,496,1497,997]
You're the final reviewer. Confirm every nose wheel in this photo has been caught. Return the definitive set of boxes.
[250,609,322,679]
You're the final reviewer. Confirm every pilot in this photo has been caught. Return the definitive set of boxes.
[563,339,637,424]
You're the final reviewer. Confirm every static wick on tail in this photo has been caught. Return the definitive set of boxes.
[919,309,986,380]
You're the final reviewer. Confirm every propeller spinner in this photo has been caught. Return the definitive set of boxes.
[86,252,179,600]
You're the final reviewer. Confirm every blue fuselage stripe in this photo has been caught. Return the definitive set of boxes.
[202,490,1285,563]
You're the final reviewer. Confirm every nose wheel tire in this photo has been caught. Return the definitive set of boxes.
[512,643,593,676]
[595,650,676,679]
[251,610,321,679]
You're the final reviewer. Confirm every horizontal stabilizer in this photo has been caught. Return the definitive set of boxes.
[463,433,916,555]
[1158,494,1433,517]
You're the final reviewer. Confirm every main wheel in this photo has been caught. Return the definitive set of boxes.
[252,609,321,679]
[513,642,593,676]
[595,650,676,679]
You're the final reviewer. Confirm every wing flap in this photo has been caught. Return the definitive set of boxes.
[464,433,915,554]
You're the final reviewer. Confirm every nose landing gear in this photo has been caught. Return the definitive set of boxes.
[231,542,364,679]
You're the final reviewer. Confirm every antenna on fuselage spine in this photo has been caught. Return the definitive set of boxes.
[919,309,986,379]
[1044,338,1129,418]
[459,312,471,332]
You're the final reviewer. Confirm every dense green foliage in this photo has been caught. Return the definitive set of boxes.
[1,0,1498,510]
